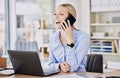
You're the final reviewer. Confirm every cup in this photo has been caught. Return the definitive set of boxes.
[0,57,7,68]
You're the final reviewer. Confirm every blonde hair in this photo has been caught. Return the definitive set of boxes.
[59,4,76,18]
[59,4,79,30]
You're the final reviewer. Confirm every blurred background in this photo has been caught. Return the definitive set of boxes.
[0,0,120,71]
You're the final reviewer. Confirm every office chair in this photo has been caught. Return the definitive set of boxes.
[86,54,103,73]
[14,40,38,52]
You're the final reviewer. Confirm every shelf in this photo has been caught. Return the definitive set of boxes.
[101,46,112,48]
[17,28,32,32]
[91,46,101,48]
[39,43,49,47]
[43,43,49,47]
[90,0,120,57]
[91,10,120,13]
[17,28,56,32]
[91,52,119,55]
[91,23,120,26]
[91,37,120,40]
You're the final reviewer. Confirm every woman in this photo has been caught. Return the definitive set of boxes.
[48,4,90,72]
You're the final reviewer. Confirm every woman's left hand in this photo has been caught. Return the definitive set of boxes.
[60,20,74,44]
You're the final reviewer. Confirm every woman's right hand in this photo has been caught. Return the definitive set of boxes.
[59,62,70,72]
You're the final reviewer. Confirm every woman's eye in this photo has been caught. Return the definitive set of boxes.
[54,13,56,15]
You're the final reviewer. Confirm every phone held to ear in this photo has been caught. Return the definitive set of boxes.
[62,13,76,28]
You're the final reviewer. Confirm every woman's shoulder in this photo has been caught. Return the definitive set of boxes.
[72,30,89,44]
[74,29,90,39]
[50,30,60,41]
[74,30,90,45]
[80,31,89,38]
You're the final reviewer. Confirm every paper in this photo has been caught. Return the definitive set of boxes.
[0,70,14,76]
[43,73,105,78]
[107,61,120,69]
[43,74,84,78]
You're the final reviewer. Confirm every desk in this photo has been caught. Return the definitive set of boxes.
[1,70,120,78]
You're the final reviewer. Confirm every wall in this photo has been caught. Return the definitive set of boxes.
[79,0,90,34]
[103,55,120,64]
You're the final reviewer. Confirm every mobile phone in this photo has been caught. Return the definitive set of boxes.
[64,13,76,26]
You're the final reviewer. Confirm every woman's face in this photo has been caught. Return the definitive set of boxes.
[54,6,69,29]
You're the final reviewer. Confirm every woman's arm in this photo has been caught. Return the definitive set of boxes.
[48,47,60,70]
[66,35,90,72]
[48,38,60,70]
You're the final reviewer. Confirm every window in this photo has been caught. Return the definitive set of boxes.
[16,0,55,55]
[0,0,6,56]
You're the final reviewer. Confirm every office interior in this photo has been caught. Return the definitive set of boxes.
[0,0,120,73]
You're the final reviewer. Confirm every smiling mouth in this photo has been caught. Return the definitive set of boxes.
[56,22,61,24]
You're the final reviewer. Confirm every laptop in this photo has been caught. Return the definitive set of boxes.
[7,50,59,76]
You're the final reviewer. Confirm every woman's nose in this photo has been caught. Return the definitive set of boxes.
[55,14,59,19]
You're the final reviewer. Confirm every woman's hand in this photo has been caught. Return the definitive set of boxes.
[59,62,70,72]
[60,20,74,44]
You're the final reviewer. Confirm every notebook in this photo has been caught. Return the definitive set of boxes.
[6,50,59,76]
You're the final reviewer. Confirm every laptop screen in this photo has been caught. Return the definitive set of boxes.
[8,50,46,76]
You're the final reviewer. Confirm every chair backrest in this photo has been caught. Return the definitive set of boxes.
[86,54,103,73]
[14,40,38,52]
